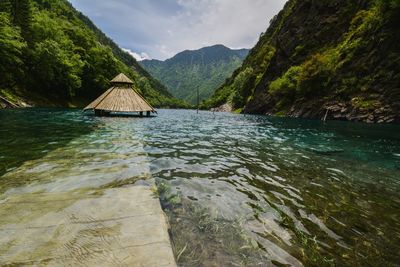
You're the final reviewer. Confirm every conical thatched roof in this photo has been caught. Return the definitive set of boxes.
[110,73,134,84]
[84,73,155,114]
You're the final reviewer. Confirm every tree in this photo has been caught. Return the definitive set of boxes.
[31,39,83,97]
[0,0,12,14]
[0,13,26,88]
[10,0,32,42]
[230,67,254,108]
[375,0,400,10]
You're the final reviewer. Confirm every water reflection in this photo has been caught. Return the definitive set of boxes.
[0,109,399,266]
[144,110,400,266]
[0,109,94,178]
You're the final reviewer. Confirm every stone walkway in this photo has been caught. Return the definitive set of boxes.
[0,114,178,266]
[0,185,177,266]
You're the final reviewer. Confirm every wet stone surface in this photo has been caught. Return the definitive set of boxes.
[0,109,175,266]
[0,186,176,266]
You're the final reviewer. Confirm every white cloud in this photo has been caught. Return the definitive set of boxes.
[122,48,151,61]
[68,0,287,60]
[166,0,286,55]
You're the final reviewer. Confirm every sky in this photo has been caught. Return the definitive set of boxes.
[68,0,287,61]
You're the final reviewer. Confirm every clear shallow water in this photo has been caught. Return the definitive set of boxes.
[1,108,400,266]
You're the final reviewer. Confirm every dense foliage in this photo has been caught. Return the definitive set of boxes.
[141,45,249,105]
[205,0,400,123]
[0,0,187,108]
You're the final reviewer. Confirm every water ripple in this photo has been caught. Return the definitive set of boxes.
[1,109,399,265]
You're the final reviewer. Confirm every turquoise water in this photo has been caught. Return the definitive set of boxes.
[1,108,400,266]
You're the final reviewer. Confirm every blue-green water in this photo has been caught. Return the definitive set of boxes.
[1,108,400,266]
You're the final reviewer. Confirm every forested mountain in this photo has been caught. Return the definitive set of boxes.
[141,45,249,105]
[0,0,187,108]
[204,0,400,123]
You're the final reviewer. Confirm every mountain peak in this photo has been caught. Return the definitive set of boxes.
[140,45,250,104]
[161,45,249,65]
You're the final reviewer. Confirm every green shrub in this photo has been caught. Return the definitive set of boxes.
[351,97,381,110]
[269,66,301,97]
[374,0,400,10]
[297,53,332,95]
[230,67,254,108]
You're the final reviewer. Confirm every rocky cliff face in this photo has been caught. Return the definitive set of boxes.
[205,0,400,123]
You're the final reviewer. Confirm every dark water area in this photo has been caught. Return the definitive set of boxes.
[0,108,399,266]
[0,108,95,178]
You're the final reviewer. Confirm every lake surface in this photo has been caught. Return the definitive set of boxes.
[1,108,400,266]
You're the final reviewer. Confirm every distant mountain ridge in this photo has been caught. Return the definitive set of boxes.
[141,45,249,104]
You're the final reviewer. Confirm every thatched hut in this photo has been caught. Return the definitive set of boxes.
[84,73,156,116]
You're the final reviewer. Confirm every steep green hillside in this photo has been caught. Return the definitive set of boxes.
[141,45,249,105]
[0,0,187,108]
[204,0,400,123]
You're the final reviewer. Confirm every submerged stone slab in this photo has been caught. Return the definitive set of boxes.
[0,111,177,266]
[0,186,176,267]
